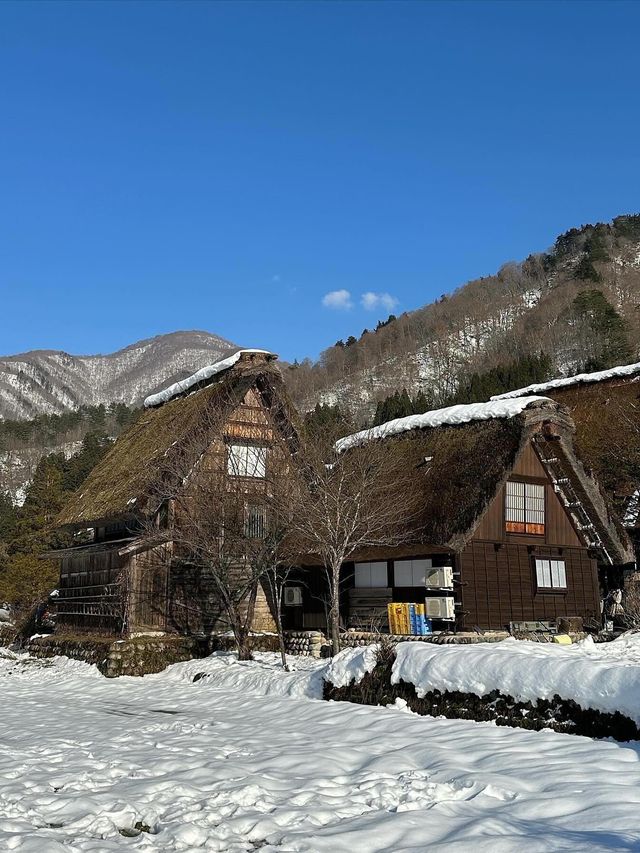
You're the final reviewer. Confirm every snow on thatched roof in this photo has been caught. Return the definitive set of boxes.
[491,361,640,401]
[58,355,296,528]
[335,397,552,452]
[334,396,633,561]
[144,349,275,408]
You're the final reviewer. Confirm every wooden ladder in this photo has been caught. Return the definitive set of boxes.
[532,435,613,566]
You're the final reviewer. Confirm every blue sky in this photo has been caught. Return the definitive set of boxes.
[1,1,639,362]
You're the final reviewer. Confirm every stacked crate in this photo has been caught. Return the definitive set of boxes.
[387,603,432,636]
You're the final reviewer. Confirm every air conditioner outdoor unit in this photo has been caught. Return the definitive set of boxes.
[425,566,453,589]
[424,596,455,620]
[283,587,303,606]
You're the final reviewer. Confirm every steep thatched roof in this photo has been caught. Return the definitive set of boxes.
[491,362,640,528]
[57,354,299,529]
[384,416,523,549]
[341,398,633,562]
[539,381,640,511]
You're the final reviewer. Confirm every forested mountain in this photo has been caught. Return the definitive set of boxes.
[284,214,640,420]
[0,331,238,502]
[2,214,640,505]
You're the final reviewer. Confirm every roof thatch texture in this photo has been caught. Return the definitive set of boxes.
[373,414,524,550]
[343,398,632,562]
[57,362,298,528]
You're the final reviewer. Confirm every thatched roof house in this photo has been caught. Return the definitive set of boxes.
[310,396,634,633]
[51,349,300,635]
[491,360,640,538]
[58,349,298,530]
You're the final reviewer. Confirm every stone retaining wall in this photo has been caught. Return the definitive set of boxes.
[16,628,586,678]
[20,629,330,677]
[324,654,640,742]
[285,630,327,657]
[340,630,510,647]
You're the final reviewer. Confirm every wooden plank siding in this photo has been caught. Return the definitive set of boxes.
[459,542,600,630]
[472,440,582,548]
[57,547,126,634]
[462,438,599,629]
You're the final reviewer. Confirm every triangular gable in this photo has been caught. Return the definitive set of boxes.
[471,439,582,547]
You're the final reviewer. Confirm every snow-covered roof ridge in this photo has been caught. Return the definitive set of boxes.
[144,348,275,408]
[491,360,640,401]
[335,396,553,452]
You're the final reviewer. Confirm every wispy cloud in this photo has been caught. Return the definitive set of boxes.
[361,291,399,312]
[322,289,353,310]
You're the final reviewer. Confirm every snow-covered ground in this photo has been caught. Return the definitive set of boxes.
[2,646,640,852]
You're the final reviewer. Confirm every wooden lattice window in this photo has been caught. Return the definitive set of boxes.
[245,505,267,539]
[505,480,545,535]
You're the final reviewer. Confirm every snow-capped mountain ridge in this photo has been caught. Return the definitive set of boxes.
[0,330,238,420]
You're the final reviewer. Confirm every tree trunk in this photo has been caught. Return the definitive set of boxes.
[275,602,289,671]
[233,582,258,661]
[329,562,342,656]
[236,631,253,661]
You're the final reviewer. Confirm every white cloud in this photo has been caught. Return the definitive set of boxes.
[322,289,353,310]
[361,292,399,312]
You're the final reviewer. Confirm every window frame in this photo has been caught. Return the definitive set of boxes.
[505,478,546,537]
[533,556,568,594]
[226,442,267,479]
[245,504,267,539]
[354,561,389,589]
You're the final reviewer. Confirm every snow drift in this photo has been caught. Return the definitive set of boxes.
[390,635,640,725]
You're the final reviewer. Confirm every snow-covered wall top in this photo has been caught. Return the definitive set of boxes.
[491,361,640,401]
[143,349,274,408]
[335,396,552,452]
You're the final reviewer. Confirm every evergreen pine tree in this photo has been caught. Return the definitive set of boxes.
[573,290,633,370]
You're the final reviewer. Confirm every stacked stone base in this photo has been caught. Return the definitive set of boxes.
[284,630,327,657]
[341,630,510,647]
[15,627,588,678]
[20,629,330,677]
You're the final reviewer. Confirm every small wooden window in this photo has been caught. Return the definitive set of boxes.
[227,444,267,478]
[535,558,567,591]
[505,481,545,535]
[246,505,266,539]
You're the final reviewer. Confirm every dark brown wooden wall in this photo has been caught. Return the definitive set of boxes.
[57,548,126,634]
[472,441,582,547]
[459,542,600,630]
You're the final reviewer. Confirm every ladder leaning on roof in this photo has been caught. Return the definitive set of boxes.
[532,434,613,566]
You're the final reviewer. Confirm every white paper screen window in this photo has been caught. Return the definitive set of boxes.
[535,558,566,590]
[506,481,545,534]
[394,558,433,586]
[550,559,567,588]
[227,444,267,478]
[354,562,388,588]
[505,481,525,524]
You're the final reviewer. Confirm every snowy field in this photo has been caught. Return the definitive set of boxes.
[2,648,640,851]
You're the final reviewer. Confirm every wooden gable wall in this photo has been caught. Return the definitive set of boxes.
[471,440,582,548]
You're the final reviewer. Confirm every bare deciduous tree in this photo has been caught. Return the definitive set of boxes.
[138,388,298,661]
[287,426,424,655]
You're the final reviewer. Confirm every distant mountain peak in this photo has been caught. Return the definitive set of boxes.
[0,330,239,420]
